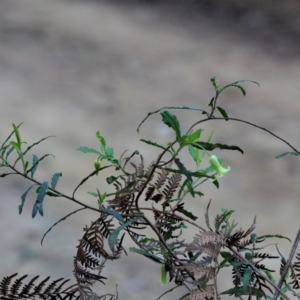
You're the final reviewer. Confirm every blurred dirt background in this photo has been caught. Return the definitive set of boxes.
[0,0,300,299]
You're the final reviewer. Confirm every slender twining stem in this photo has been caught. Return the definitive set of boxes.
[273,228,300,300]
[229,246,290,300]
[187,117,300,154]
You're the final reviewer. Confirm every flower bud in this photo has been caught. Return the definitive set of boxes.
[209,155,230,177]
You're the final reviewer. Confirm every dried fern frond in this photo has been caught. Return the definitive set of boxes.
[175,264,216,280]
[162,173,182,200]
[0,273,79,299]
[187,285,215,300]
[187,231,223,250]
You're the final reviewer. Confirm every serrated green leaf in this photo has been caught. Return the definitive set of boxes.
[178,208,198,221]
[19,184,37,214]
[104,147,114,156]
[161,111,181,142]
[129,247,163,263]
[175,158,192,182]
[77,146,101,155]
[217,107,229,120]
[192,141,243,154]
[30,154,39,178]
[51,173,62,189]
[108,219,137,253]
[275,151,300,158]
[257,234,291,243]
[137,106,208,133]
[41,208,85,245]
[140,139,167,151]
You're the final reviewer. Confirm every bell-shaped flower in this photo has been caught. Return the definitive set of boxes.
[209,155,230,177]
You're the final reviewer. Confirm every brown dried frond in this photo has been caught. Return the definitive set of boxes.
[187,286,215,300]
[145,185,155,201]
[154,168,170,190]
[0,273,80,299]
[162,173,182,200]
[175,264,216,280]
[188,231,223,248]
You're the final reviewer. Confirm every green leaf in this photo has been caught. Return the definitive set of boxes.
[186,180,195,197]
[161,111,181,142]
[139,237,159,244]
[32,181,48,218]
[12,123,22,146]
[96,131,106,151]
[160,264,167,286]
[129,247,163,264]
[1,122,23,149]
[243,268,252,290]
[188,145,200,167]
[102,207,125,223]
[210,76,220,91]
[264,270,276,285]
[51,173,62,189]
[30,154,39,178]
[221,287,264,297]
[212,179,219,189]
[177,207,198,221]
[137,106,208,133]
[19,184,37,214]
[77,146,101,155]
[232,84,246,96]
[174,158,192,182]
[41,208,85,245]
[257,234,291,243]
[192,141,244,154]
[217,107,229,120]
[106,175,118,184]
[140,139,168,151]
[188,129,202,143]
[108,219,137,253]
[5,146,15,160]
[275,151,300,158]
[104,147,114,156]
[219,79,260,96]
[9,141,20,152]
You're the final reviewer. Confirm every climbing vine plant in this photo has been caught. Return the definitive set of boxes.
[0,77,300,300]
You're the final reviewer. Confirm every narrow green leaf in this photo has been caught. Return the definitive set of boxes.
[217,107,229,120]
[102,207,125,223]
[30,154,39,178]
[19,184,37,214]
[108,219,137,252]
[186,180,195,197]
[192,141,244,154]
[178,208,198,221]
[188,129,202,143]
[219,79,260,96]
[264,270,276,285]
[137,106,208,133]
[140,139,168,151]
[96,131,106,151]
[41,208,85,245]
[175,158,192,182]
[161,111,181,142]
[210,76,220,91]
[232,84,246,96]
[32,182,48,218]
[1,122,23,149]
[139,237,159,244]
[208,97,214,108]
[257,234,291,243]
[51,173,62,189]
[129,247,163,263]
[9,141,20,151]
[5,146,15,160]
[77,146,101,155]
[212,179,219,188]
[160,264,167,286]
[275,151,300,158]
[12,123,22,146]
[243,268,252,290]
